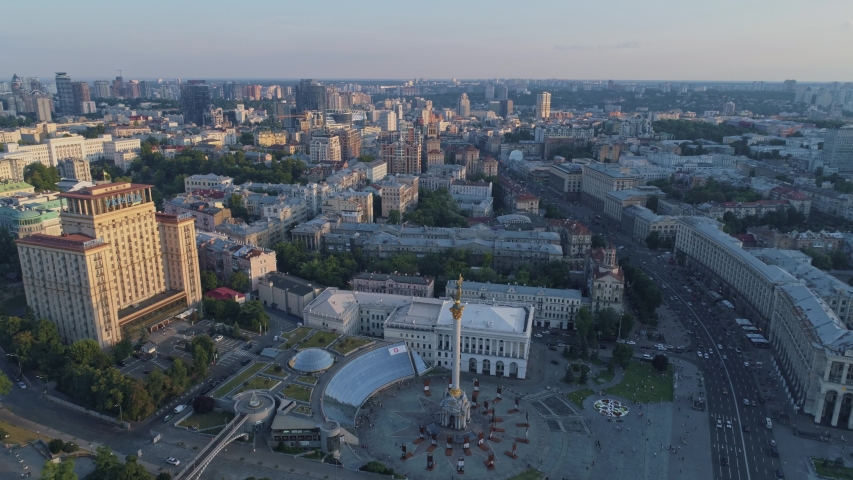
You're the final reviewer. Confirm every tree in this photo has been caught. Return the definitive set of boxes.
[402,188,468,227]
[68,339,103,366]
[40,458,78,480]
[190,335,216,377]
[49,438,65,454]
[652,354,669,372]
[228,194,250,221]
[237,300,270,332]
[239,132,255,145]
[578,367,588,385]
[112,337,133,363]
[193,395,215,414]
[388,209,401,224]
[646,195,659,213]
[23,163,60,192]
[118,456,152,480]
[563,367,574,384]
[229,271,251,293]
[613,344,633,369]
[200,271,219,292]
[645,230,661,250]
[165,359,189,391]
[575,307,594,341]
[0,370,12,396]
[591,235,607,249]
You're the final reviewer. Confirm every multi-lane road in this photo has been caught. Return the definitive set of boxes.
[504,170,788,479]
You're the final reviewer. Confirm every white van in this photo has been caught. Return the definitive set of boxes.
[764,418,772,429]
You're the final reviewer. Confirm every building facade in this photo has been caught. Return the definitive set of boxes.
[451,280,582,330]
[352,272,435,297]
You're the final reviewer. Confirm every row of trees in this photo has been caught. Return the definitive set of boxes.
[402,188,469,228]
[87,445,171,480]
[801,247,850,271]
[619,258,663,324]
[720,208,807,235]
[200,269,251,293]
[653,120,752,143]
[201,298,270,333]
[23,163,60,192]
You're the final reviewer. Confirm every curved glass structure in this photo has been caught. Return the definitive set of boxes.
[288,348,334,373]
[323,342,426,426]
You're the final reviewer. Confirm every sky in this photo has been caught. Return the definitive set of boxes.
[4,0,853,82]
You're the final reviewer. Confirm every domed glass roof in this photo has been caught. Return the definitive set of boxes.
[288,348,334,373]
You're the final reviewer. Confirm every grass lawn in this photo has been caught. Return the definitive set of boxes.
[595,368,616,384]
[565,388,594,409]
[212,362,268,398]
[331,336,372,355]
[814,458,853,479]
[238,376,279,393]
[283,384,313,402]
[279,327,312,349]
[604,361,673,403]
[300,331,341,350]
[508,468,544,480]
[296,376,318,385]
[263,364,288,379]
[0,418,37,446]
[178,411,235,431]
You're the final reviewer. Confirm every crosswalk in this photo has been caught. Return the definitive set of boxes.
[217,348,256,367]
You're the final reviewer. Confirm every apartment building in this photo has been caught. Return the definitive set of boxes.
[377,175,418,217]
[310,136,341,162]
[548,219,591,271]
[380,141,422,175]
[56,158,92,182]
[184,173,234,192]
[163,195,232,232]
[215,218,283,249]
[196,232,277,291]
[16,183,201,347]
[321,191,373,223]
[353,272,435,298]
[451,280,582,330]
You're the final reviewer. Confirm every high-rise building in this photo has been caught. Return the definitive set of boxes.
[380,141,422,175]
[310,135,342,162]
[499,99,513,118]
[296,79,327,113]
[138,81,153,99]
[35,97,52,122]
[125,80,140,99]
[457,93,470,117]
[180,81,212,126]
[337,128,362,161]
[57,158,92,181]
[112,76,125,97]
[225,82,243,101]
[494,83,509,100]
[485,85,495,100]
[55,72,74,114]
[71,82,90,115]
[824,126,853,172]
[93,80,112,99]
[536,92,551,119]
[16,182,202,347]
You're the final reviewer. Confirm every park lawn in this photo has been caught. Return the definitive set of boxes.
[814,458,853,480]
[604,361,673,403]
[212,362,268,398]
[565,388,594,409]
[297,376,318,385]
[0,418,37,446]
[178,411,235,431]
[508,468,544,480]
[238,376,279,393]
[595,368,616,384]
[283,384,313,402]
[300,331,341,350]
[279,327,312,349]
[263,364,288,379]
[331,336,372,355]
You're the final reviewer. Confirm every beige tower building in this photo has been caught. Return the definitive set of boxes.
[16,182,202,347]
[536,92,551,119]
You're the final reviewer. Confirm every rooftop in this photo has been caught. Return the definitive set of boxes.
[16,233,108,253]
[353,272,433,286]
[265,272,324,296]
[452,280,582,300]
[778,284,853,353]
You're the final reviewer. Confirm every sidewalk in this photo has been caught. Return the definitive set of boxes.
[666,358,713,480]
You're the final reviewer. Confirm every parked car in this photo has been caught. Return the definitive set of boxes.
[174,404,187,414]
[213,335,224,342]
[17,381,26,389]
[166,457,180,466]
[163,415,173,422]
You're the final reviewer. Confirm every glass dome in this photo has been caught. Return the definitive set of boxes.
[288,348,334,373]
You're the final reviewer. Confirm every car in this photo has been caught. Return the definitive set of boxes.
[770,446,779,457]
[166,457,180,466]
[735,348,742,353]
[533,334,542,338]
[220,375,227,381]
[556,342,566,347]
[717,344,723,350]
[722,355,727,360]
[726,420,732,429]
[143,370,150,375]
[769,439,776,447]
[117,360,128,367]
[665,345,674,350]
[163,414,173,422]
[243,343,253,350]
[775,469,784,478]
[213,335,224,342]
[744,362,750,367]
[752,400,757,407]
[704,353,709,359]
[743,398,750,406]
[716,419,722,429]
[722,388,728,395]
[697,352,703,358]
[742,424,750,432]
[550,360,559,365]
[720,455,729,466]
[17,381,26,389]
[626,341,636,345]
[174,404,187,414]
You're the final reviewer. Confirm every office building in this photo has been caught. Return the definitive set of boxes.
[457,93,470,117]
[353,272,435,298]
[56,158,92,182]
[35,97,51,122]
[180,81,212,126]
[16,183,202,347]
[296,79,327,113]
[499,99,513,118]
[93,80,111,98]
[257,272,325,319]
[184,173,233,192]
[451,280,582,330]
[71,82,90,115]
[535,92,551,119]
[824,126,853,172]
[494,84,509,100]
[55,72,74,114]
[303,289,533,378]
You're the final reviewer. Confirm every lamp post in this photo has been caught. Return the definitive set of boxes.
[6,353,21,376]
[114,403,123,424]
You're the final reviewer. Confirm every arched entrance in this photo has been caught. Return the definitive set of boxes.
[469,358,478,373]
[482,359,491,375]
[496,361,505,378]
[509,362,518,379]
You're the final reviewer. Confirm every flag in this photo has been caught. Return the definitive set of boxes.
[389,345,408,356]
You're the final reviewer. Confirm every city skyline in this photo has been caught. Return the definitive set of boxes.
[4,0,853,82]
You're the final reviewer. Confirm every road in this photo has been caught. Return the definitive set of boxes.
[505,169,788,479]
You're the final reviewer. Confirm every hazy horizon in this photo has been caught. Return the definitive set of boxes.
[4,0,853,82]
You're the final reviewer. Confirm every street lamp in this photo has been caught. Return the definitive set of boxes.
[6,354,21,376]
[114,404,123,423]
